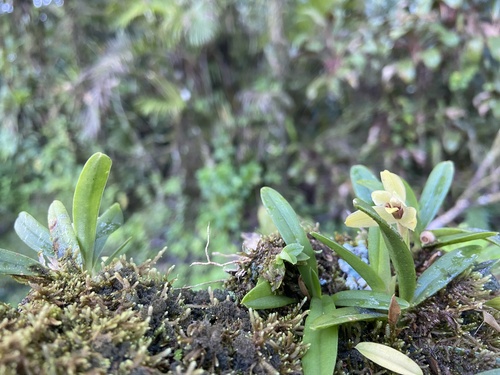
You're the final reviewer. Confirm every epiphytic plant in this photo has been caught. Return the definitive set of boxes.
[242,161,500,374]
[0,152,130,278]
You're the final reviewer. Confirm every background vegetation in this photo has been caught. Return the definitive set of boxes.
[1,0,499,302]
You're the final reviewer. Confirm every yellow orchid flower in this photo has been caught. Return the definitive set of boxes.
[345,170,417,243]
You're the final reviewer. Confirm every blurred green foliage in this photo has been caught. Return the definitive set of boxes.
[1,0,499,290]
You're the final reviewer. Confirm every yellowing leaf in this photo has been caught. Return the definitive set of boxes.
[355,342,423,375]
[483,311,500,332]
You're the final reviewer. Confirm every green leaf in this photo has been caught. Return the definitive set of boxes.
[368,227,392,291]
[48,200,80,259]
[277,243,309,265]
[93,203,124,267]
[302,296,338,375]
[0,248,46,276]
[312,232,387,293]
[418,161,454,232]
[353,199,416,302]
[73,153,112,272]
[241,278,296,309]
[311,306,387,329]
[14,212,53,257]
[350,165,382,204]
[277,249,296,264]
[260,187,320,298]
[485,296,500,310]
[102,237,133,267]
[413,246,482,306]
[332,290,410,310]
[424,228,498,248]
[355,342,423,375]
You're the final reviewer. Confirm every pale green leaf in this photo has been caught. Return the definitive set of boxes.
[355,342,423,375]
[14,212,53,257]
[48,200,80,259]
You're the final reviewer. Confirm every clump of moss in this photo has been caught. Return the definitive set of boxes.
[321,266,500,374]
[227,232,349,302]
[0,251,308,374]
[400,268,500,374]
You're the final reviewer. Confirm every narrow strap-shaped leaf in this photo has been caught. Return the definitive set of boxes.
[350,165,382,204]
[302,296,338,375]
[368,227,392,291]
[0,248,47,276]
[424,228,498,248]
[332,290,410,310]
[312,232,386,293]
[93,203,123,267]
[102,237,132,267]
[310,306,387,330]
[48,200,80,259]
[354,199,416,302]
[355,342,423,375]
[413,245,482,306]
[260,187,320,298]
[241,278,296,309]
[73,153,112,272]
[417,161,454,232]
[14,212,52,257]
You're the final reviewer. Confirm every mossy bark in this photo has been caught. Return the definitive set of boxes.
[1,235,499,374]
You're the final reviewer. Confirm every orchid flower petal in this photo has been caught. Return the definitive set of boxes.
[399,206,417,230]
[372,190,392,206]
[380,170,406,201]
[345,210,378,228]
[373,205,398,224]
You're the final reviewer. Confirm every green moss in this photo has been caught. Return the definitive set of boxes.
[1,233,499,374]
[0,250,308,374]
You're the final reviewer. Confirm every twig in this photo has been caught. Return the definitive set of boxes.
[190,224,240,268]
[428,129,500,229]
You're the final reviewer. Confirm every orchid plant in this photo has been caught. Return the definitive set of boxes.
[0,153,130,278]
[242,161,500,375]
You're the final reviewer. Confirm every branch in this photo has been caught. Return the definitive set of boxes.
[428,129,500,229]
